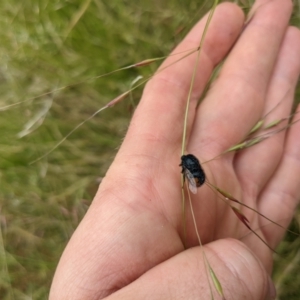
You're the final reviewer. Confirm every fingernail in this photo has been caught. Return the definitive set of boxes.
[266,276,276,300]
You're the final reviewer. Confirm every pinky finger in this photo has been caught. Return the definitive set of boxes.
[259,103,300,248]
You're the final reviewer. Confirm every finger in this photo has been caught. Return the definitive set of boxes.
[258,104,300,248]
[105,239,275,300]
[235,26,300,200]
[119,3,244,161]
[190,0,293,160]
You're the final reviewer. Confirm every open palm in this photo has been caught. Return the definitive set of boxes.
[50,1,300,299]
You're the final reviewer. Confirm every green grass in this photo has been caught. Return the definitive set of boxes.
[0,0,299,299]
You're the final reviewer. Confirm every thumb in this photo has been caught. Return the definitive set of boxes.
[105,239,276,300]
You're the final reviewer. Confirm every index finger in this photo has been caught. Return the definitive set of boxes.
[119,3,245,160]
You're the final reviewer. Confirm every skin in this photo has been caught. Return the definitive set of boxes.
[50,0,300,299]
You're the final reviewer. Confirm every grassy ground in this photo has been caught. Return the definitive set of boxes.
[0,0,299,299]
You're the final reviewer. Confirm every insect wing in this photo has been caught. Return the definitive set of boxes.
[184,168,198,194]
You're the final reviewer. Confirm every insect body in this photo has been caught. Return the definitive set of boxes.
[180,154,206,194]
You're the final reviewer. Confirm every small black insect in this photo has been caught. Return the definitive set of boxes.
[180,154,206,194]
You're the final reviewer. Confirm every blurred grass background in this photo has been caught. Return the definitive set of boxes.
[0,0,299,299]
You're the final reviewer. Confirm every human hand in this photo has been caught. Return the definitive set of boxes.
[50,1,300,299]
